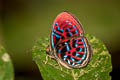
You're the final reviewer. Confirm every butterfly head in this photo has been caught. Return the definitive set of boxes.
[46,45,50,54]
[46,45,55,58]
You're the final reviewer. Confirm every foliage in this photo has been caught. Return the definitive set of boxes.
[32,34,112,80]
[0,45,14,80]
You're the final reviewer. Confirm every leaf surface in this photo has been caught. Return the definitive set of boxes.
[0,45,14,80]
[32,34,112,80]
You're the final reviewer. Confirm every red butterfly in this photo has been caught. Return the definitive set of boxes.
[46,11,92,69]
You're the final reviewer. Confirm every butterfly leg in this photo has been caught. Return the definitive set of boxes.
[44,54,49,64]
[57,61,63,71]
[45,45,55,64]
[44,54,55,64]
[71,70,78,80]
[45,54,62,71]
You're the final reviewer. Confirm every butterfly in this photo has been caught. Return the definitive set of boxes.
[46,11,92,69]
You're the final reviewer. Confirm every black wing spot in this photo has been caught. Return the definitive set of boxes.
[76,48,80,51]
[61,36,65,40]
[65,28,70,32]
[72,44,76,48]
[61,42,65,46]
[72,39,76,48]
[68,51,71,54]
[54,37,60,46]
[78,39,82,42]
[58,30,63,33]
[80,54,84,58]
[66,40,70,43]
[72,31,76,34]
[61,46,67,53]
[67,55,71,59]
[61,52,65,59]
[82,48,85,52]
[78,44,83,46]
[73,52,76,56]
[66,33,71,37]
[70,27,73,29]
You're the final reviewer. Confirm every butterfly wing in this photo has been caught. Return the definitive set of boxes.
[54,36,92,68]
[50,12,84,49]
[49,11,92,69]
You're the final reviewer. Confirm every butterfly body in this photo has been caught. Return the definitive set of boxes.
[47,12,92,69]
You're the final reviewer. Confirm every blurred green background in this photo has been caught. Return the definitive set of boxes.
[0,0,120,80]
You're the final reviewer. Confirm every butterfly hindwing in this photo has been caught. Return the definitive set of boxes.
[55,36,91,68]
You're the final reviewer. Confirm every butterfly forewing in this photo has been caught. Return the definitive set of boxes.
[50,12,84,49]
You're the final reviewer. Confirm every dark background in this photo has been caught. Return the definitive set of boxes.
[0,0,120,80]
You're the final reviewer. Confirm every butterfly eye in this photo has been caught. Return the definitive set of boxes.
[46,46,50,54]
[46,47,49,52]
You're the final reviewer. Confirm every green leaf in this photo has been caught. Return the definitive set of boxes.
[32,34,112,80]
[0,45,14,80]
